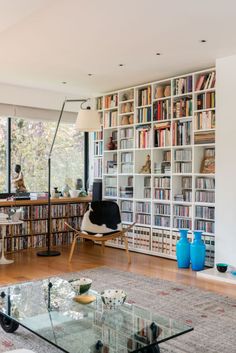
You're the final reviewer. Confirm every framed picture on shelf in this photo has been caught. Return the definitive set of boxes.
[200,156,215,173]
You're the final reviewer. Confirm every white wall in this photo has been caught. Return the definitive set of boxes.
[215,55,236,267]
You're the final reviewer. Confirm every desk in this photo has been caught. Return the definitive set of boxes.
[0,220,23,264]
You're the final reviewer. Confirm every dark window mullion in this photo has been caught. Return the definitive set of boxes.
[6,117,11,193]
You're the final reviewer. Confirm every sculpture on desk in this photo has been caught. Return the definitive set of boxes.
[140,154,151,174]
[12,164,27,192]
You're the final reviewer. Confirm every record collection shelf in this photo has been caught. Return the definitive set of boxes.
[0,197,91,253]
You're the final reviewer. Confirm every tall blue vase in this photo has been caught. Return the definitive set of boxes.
[190,230,206,271]
[176,229,190,268]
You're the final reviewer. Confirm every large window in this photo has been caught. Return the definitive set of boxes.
[10,118,84,192]
[0,118,7,192]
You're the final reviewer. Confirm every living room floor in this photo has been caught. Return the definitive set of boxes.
[0,242,235,298]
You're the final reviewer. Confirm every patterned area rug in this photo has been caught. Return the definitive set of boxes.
[0,267,236,353]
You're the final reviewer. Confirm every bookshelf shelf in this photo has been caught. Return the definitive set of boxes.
[119,99,134,104]
[95,67,216,267]
[194,88,216,94]
[119,112,134,117]
[153,96,171,102]
[173,93,193,98]
[0,197,90,253]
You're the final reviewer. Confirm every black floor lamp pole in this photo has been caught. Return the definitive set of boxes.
[37,98,87,257]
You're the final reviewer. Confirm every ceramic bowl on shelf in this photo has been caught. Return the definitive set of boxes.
[101,289,127,310]
[69,189,80,198]
[69,277,92,295]
[216,263,228,273]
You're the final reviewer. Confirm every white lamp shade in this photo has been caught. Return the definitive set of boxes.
[75,109,101,132]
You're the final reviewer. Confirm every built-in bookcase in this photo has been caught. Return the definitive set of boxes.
[94,68,216,266]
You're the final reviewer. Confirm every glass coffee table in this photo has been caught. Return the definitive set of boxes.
[0,277,193,353]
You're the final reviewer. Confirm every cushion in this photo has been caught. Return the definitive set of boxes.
[81,201,122,235]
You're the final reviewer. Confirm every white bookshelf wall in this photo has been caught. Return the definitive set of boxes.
[93,68,216,266]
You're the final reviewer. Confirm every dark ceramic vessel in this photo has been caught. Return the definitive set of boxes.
[216,263,228,273]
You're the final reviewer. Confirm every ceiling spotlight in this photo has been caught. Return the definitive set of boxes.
[88,73,93,76]
[61,81,67,84]
[200,40,207,43]
[119,64,124,67]
[156,53,161,56]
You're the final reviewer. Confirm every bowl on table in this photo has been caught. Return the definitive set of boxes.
[101,289,127,310]
[216,263,228,273]
[69,277,93,295]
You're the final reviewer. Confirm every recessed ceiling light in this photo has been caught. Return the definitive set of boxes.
[88,73,93,76]
[61,81,67,84]
[200,39,207,43]
[119,64,124,67]
[156,52,161,56]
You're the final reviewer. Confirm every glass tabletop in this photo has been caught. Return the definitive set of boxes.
[0,277,193,353]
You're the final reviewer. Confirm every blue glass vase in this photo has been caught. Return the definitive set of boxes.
[176,229,190,268]
[190,230,206,271]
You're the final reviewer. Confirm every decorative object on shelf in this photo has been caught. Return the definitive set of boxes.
[139,154,151,174]
[216,263,228,273]
[12,164,27,192]
[156,86,164,99]
[75,178,83,190]
[164,85,171,97]
[69,277,92,295]
[121,115,129,125]
[52,187,60,198]
[200,155,215,173]
[176,229,190,268]
[107,136,115,150]
[129,115,134,124]
[122,93,128,101]
[37,98,100,258]
[7,208,16,221]
[79,189,88,197]
[190,230,206,271]
[61,183,70,197]
[101,289,126,310]
[69,189,79,198]
[11,208,23,222]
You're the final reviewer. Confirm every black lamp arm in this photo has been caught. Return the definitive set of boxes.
[49,98,87,158]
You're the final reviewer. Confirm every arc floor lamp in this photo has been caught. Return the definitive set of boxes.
[37,99,100,257]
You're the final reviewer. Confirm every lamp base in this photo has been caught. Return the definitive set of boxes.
[37,250,61,257]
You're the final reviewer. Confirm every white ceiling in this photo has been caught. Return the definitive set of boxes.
[0,0,236,97]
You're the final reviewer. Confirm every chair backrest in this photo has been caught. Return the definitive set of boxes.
[81,201,122,235]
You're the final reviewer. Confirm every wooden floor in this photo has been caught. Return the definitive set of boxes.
[0,243,235,298]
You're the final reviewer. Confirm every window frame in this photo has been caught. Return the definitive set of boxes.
[5,117,89,193]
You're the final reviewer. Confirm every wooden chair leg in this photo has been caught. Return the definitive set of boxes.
[123,236,131,264]
[68,235,79,263]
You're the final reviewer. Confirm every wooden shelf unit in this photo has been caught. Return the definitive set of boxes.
[0,197,91,253]
[94,68,216,267]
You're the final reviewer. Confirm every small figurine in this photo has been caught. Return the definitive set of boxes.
[140,154,151,174]
[12,164,27,192]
